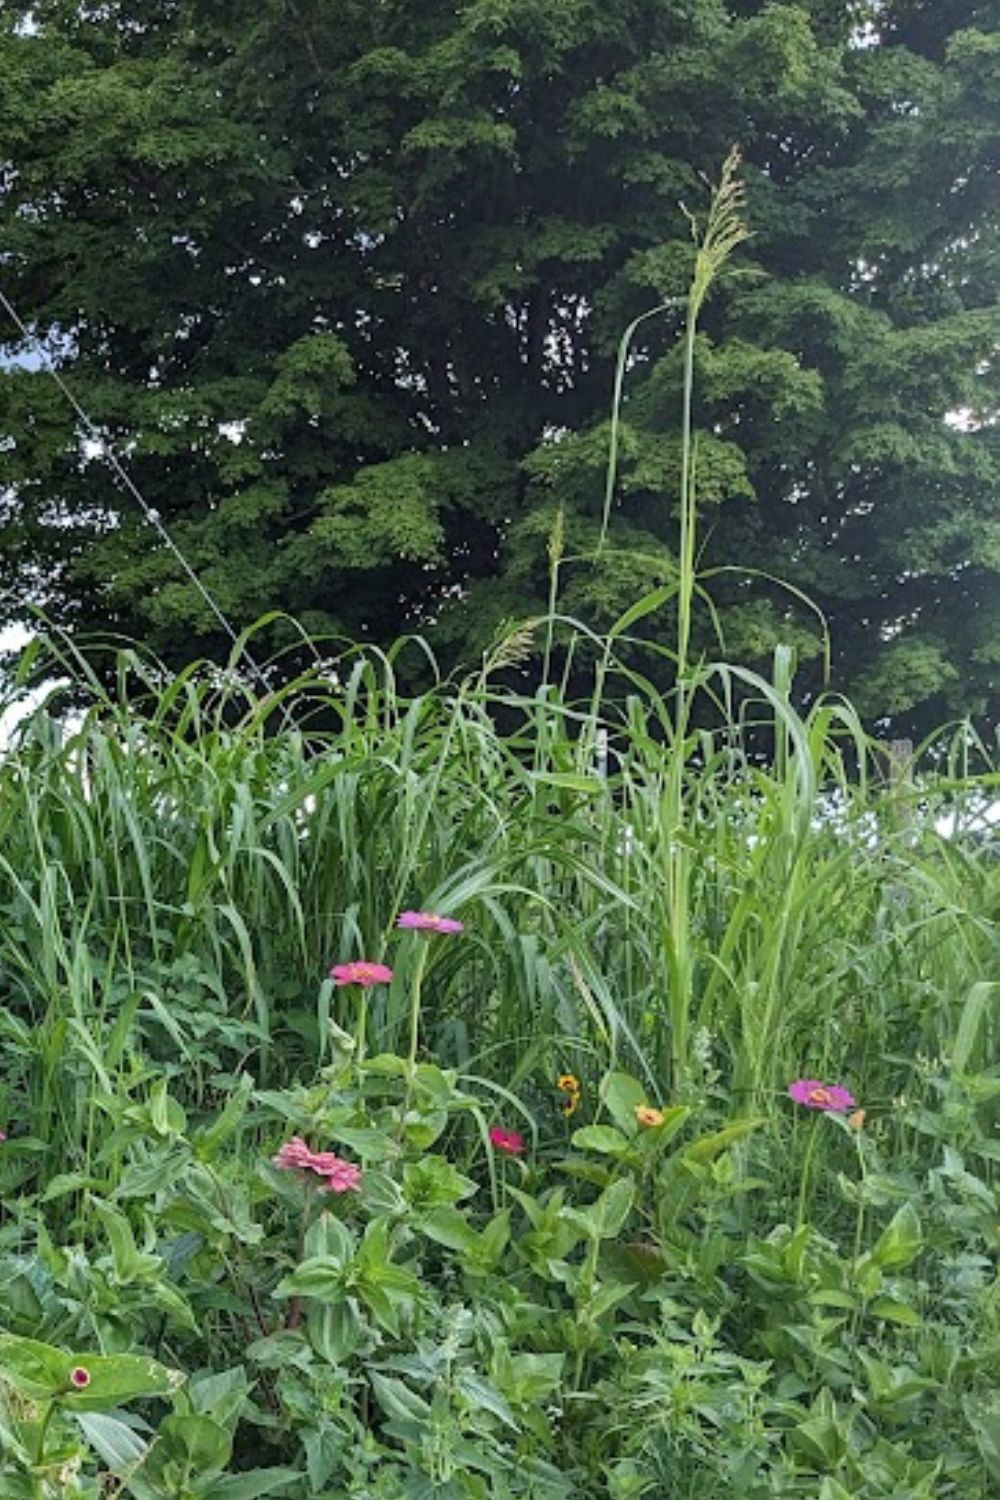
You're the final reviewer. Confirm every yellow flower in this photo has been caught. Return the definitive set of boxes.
[556,1074,582,1116]
[634,1104,665,1129]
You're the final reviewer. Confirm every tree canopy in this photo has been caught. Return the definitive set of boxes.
[1,0,997,734]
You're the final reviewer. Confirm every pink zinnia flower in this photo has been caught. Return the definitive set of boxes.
[272,1136,362,1192]
[788,1079,856,1113]
[325,1160,362,1193]
[330,960,394,987]
[396,910,464,935]
[0,1130,6,1142]
[69,1366,91,1389]
[272,1136,314,1171]
[489,1126,525,1157]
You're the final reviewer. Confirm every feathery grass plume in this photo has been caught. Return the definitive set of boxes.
[677,146,752,681]
[479,619,540,679]
[683,145,752,321]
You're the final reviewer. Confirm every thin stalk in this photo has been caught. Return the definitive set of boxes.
[407,942,431,1076]
[32,1400,56,1498]
[795,1114,822,1230]
[541,505,565,690]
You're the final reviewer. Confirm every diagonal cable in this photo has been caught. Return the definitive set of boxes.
[0,285,282,699]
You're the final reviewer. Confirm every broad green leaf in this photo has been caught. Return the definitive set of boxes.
[0,1334,73,1397]
[634,1105,690,1155]
[304,1212,354,1265]
[789,1414,848,1467]
[592,1176,635,1239]
[965,1398,1000,1483]
[188,1366,252,1428]
[455,1371,518,1430]
[91,1199,160,1284]
[157,1413,231,1473]
[308,1300,362,1364]
[587,1280,636,1320]
[599,1072,648,1136]
[570,1125,630,1156]
[503,1352,564,1403]
[403,1155,478,1208]
[608,585,676,638]
[42,1173,106,1202]
[416,1206,478,1252]
[359,1054,409,1077]
[203,1470,301,1499]
[531,772,603,795]
[679,1117,765,1164]
[359,1169,406,1216]
[807,1289,858,1310]
[870,1202,922,1271]
[75,1414,150,1467]
[369,1371,431,1424]
[868,1297,921,1327]
[274,1256,346,1301]
[466,1209,511,1273]
[61,1352,182,1412]
[193,1074,254,1160]
[304,1423,342,1491]
[329,1126,395,1160]
[115,1147,190,1200]
[953,982,997,1075]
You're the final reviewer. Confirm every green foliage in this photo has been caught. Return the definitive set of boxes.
[0,627,996,1492]
[1,2,998,732]
[1,1035,999,1495]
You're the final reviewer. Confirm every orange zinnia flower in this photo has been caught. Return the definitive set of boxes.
[634,1104,665,1128]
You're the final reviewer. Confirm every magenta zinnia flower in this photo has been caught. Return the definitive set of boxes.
[69,1366,91,1389]
[396,910,464,935]
[489,1126,525,1157]
[788,1079,856,1112]
[330,960,394,987]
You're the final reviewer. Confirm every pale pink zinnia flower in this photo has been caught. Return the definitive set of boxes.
[272,1137,361,1193]
[489,1126,525,1156]
[325,1160,362,1193]
[788,1079,856,1112]
[396,910,463,934]
[272,1136,314,1171]
[329,960,394,987]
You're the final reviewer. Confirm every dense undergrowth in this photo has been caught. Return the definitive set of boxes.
[0,630,997,1498]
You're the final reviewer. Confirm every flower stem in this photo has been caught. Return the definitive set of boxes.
[407,942,430,1076]
[795,1114,821,1230]
[32,1400,56,1498]
[396,941,431,1149]
[849,1126,869,1343]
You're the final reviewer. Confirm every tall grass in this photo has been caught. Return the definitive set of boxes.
[0,626,995,1210]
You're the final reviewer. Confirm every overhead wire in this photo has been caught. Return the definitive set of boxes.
[0,284,294,709]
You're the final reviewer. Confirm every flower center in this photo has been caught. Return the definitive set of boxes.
[807,1086,832,1106]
